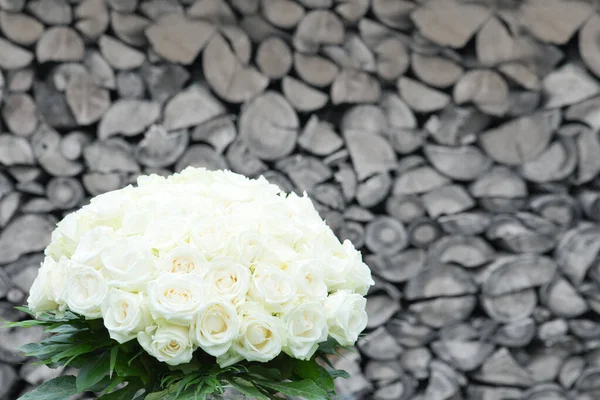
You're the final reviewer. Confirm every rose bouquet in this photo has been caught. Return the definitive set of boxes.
[6,167,373,400]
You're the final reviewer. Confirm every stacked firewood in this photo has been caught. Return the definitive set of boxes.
[2,0,600,398]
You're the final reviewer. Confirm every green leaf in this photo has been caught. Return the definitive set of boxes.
[145,389,177,400]
[110,347,119,378]
[76,353,110,392]
[50,343,95,364]
[18,375,78,400]
[257,379,330,400]
[228,378,270,400]
[292,360,320,381]
[98,382,142,400]
[329,369,350,380]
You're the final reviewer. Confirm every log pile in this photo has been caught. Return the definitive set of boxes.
[2,0,600,398]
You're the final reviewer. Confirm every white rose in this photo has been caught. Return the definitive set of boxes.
[144,216,190,251]
[100,236,156,290]
[65,264,108,319]
[323,290,368,346]
[205,257,250,305]
[88,187,134,226]
[289,261,328,302]
[227,230,263,265]
[102,289,151,343]
[233,303,284,363]
[191,220,226,259]
[27,257,59,316]
[216,349,244,368]
[71,226,116,268]
[259,236,299,267]
[137,324,194,366]
[345,261,374,296]
[283,302,328,360]
[249,264,297,313]
[159,243,209,275]
[191,300,239,357]
[147,273,206,325]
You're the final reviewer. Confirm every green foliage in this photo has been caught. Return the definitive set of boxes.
[5,306,352,400]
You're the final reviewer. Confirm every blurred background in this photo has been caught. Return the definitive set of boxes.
[2,0,600,398]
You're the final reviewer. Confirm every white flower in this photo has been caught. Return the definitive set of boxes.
[283,303,328,360]
[190,219,226,259]
[345,261,374,296]
[191,300,239,357]
[227,230,263,265]
[147,273,206,325]
[233,303,284,363]
[65,264,108,319]
[216,349,244,368]
[102,289,150,343]
[249,264,297,313]
[71,226,115,268]
[323,290,368,346]
[144,216,190,251]
[100,236,156,290]
[159,243,208,275]
[289,261,328,302]
[28,257,59,316]
[205,257,250,305]
[137,324,194,366]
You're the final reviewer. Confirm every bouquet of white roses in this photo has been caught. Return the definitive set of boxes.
[7,167,373,400]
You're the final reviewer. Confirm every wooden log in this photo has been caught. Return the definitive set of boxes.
[518,139,577,183]
[275,155,332,192]
[482,289,537,323]
[139,0,184,20]
[293,52,339,88]
[474,348,535,387]
[6,68,33,92]
[575,368,600,392]
[0,192,21,227]
[431,339,494,372]
[282,76,328,112]
[428,235,494,268]
[453,69,510,116]
[410,53,463,89]
[0,37,33,70]
[313,183,345,210]
[255,37,292,79]
[145,13,214,64]
[21,197,56,213]
[46,177,84,210]
[341,103,386,134]
[559,357,586,389]
[98,99,160,139]
[385,194,426,223]
[476,16,513,66]
[387,317,436,348]
[580,14,600,79]
[191,115,236,154]
[16,181,45,196]
[135,125,188,168]
[51,63,86,92]
[75,0,109,39]
[428,105,491,146]
[543,63,600,109]
[36,27,85,63]
[487,213,559,254]
[371,0,414,29]
[186,0,236,23]
[358,327,403,362]
[343,130,395,181]
[406,217,442,248]
[83,139,140,173]
[261,0,304,29]
[259,170,293,193]
[293,9,344,52]
[335,0,369,23]
[520,0,592,45]
[32,125,83,176]
[424,144,492,181]
[569,318,600,340]
[323,33,376,72]
[366,248,426,283]
[499,62,541,91]
[481,254,557,297]
[337,221,365,249]
[410,0,490,48]
[65,73,111,126]
[82,172,126,196]
[364,216,408,256]
[541,276,588,318]
[140,62,189,105]
[356,172,391,208]
[565,96,600,131]
[27,0,72,25]
[371,373,415,400]
[373,36,409,81]
[365,293,400,329]
[238,91,298,161]
[0,214,55,264]
[111,11,150,47]
[398,76,450,113]
[467,385,524,400]
[106,0,137,12]
[479,110,560,165]
[555,223,600,285]
[333,162,357,202]
[298,115,343,156]
[423,361,463,400]
[421,186,474,221]
[506,90,541,118]
[343,205,374,222]
[239,14,286,44]
[0,134,34,166]
[1,93,37,137]
[437,212,491,236]
[85,50,116,89]
[203,33,269,103]
[0,0,25,11]
[331,68,381,104]
[164,86,224,132]
[400,347,431,380]
[60,131,91,161]
[529,194,579,227]
[225,139,268,177]
[392,166,450,196]
[578,190,600,222]
[116,70,145,99]
[470,166,527,198]
[175,144,227,172]
[411,296,477,329]
[574,127,600,184]
[99,34,146,70]
[0,11,44,46]
[404,263,477,301]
